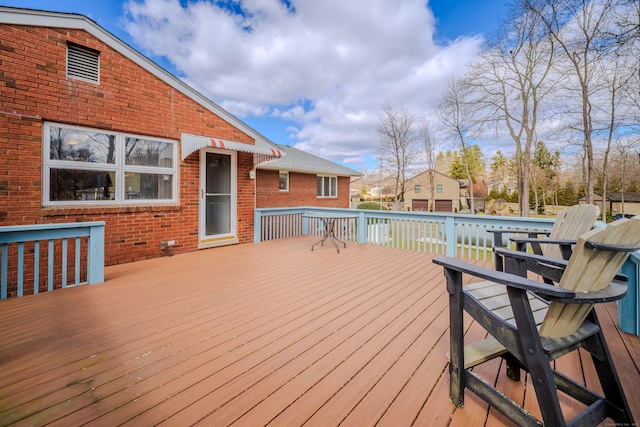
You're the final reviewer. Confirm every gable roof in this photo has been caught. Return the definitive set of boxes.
[0,6,282,157]
[406,169,460,185]
[256,145,362,177]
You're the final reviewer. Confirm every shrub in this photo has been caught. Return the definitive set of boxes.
[357,202,387,210]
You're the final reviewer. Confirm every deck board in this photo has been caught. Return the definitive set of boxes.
[0,236,638,426]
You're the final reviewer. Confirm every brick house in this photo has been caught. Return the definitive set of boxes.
[0,7,284,266]
[404,170,461,212]
[255,145,361,208]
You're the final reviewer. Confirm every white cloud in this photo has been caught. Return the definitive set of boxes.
[123,0,484,168]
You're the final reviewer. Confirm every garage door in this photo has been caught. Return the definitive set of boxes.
[412,199,430,211]
[412,199,453,212]
[434,200,453,212]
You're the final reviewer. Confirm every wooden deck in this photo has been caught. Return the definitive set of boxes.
[0,237,638,426]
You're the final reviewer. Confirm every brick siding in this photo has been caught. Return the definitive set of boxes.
[0,23,257,266]
[255,170,350,208]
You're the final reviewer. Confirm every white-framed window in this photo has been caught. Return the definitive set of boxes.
[437,184,443,193]
[279,171,289,191]
[43,122,178,205]
[317,175,337,198]
[414,184,421,193]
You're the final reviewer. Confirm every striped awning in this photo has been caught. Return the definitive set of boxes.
[181,133,283,160]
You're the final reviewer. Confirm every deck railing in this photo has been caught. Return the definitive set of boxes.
[254,207,555,261]
[0,221,105,299]
[255,207,640,336]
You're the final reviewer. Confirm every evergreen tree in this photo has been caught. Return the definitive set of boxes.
[448,144,486,182]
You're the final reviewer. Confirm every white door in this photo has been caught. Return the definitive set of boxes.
[199,148,236,242]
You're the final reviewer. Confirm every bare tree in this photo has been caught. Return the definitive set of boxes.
[435,78,480,213]
[377,101,417,210]
[418,117,438,211]
[610,0,640,155]
[613,137,640,216]
[596,48,634,221]
[524,0,619,204]
[470,3,555,216]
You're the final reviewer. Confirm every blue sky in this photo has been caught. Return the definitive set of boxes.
[1,0,509,171]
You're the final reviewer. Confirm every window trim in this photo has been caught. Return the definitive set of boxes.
[43,122,179,206]
[317,175,338,198]
[278,171,289,192]
[436,184,443,193]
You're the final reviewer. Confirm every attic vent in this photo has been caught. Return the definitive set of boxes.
[66,43,100,83]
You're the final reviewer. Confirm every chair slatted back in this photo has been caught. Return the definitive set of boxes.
[540,217,640,338]
[544,204,600,259]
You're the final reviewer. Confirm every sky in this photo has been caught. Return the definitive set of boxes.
[0,0,509,171]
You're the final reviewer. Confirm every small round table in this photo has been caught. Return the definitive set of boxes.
[302,212,358,253]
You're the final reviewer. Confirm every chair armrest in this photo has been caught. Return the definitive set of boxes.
[495,247,629,283]
[433,256,627,304]
[509,237,577,246]
[553,280,628,304]
[488,228,550,249]
[487,228,550,237]
[432,256,574,299]
[494,248,569,268]
[495,247,568,282]
[585,240,640,252]
[508,237,576,258]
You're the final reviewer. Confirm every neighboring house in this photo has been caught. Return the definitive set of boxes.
[458,179,489,211]
[486,180,516,197]
[579,192,640,217]
[255,145,361,208]
[404,170,461,212]
[0,7,284,265]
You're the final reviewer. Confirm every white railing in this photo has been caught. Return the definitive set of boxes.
[0,222,105,299]
[254,207,555,261]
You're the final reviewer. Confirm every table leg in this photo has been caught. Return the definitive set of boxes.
[309,218,347,253]
[328,219,348,252]
[310,218,329,251]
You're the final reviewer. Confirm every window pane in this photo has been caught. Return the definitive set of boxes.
[49,169,115,201]
[206,195,231,235]
[279,172,288,190]
[125,137,175,167]
[317,176,323,196]
[125,172,173,200]
[49,126,116,164]
[205,152,231,194]
[323,177,330,196]
[330,177,337,197]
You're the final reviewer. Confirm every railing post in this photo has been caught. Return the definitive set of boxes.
[619,254,640,336]
[302,209,310,236]
[358,211,367,244]
[87,223,105,284]
[445,216,457,257]
[254,209,262,242]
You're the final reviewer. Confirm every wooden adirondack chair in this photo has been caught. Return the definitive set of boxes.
[434,217,640,427]
[476,203,600,379]
[491,204,600,271]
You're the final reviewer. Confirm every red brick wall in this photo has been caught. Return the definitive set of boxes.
[0,23,257,265]
[255,170,350,208]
